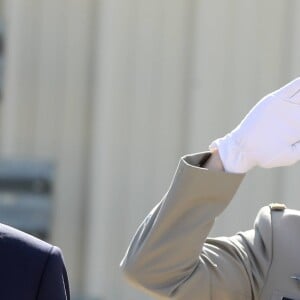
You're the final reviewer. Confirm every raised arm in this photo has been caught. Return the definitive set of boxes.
[121,78,300,299]
[120,152,247,299]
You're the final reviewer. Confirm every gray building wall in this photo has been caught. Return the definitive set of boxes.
[0,0,300,299]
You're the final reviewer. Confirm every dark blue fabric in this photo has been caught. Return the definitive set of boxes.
[0,223,70,300]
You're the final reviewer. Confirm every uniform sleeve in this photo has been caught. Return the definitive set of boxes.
[120,152,272,299]
[37,246,70,300]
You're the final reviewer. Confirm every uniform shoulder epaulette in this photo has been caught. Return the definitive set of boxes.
[269,203,286,211]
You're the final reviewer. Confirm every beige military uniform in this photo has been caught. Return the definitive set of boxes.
[121,152,300,299]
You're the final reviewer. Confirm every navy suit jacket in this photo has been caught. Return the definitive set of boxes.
[0,223,70,299]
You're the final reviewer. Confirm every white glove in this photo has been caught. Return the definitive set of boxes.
[210,77,300,173]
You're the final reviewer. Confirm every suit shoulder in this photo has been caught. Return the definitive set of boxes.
[253,204,291,240]
[254,206,272,229]
[0,223,53,255]
[251,205,273,250]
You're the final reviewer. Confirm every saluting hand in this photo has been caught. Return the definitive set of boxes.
[210,78,300,173]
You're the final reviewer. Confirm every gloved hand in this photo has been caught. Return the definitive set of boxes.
[209,77,300,173]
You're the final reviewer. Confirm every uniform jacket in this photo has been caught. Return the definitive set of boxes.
[121,152,300,299]
[0,223,70,300]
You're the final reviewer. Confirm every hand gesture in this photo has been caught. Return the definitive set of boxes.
[210,78,300,173]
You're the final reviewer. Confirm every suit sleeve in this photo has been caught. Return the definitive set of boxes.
[37,246,70,300]
[120,152,272,299]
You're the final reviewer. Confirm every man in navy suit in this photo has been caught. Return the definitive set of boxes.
[0,223,70,299]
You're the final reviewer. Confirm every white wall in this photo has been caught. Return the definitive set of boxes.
[1,0,300,299]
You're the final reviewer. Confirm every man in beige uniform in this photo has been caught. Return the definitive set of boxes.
[121,78,300,299]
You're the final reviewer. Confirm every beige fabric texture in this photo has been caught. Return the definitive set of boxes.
[121,152,300,299]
